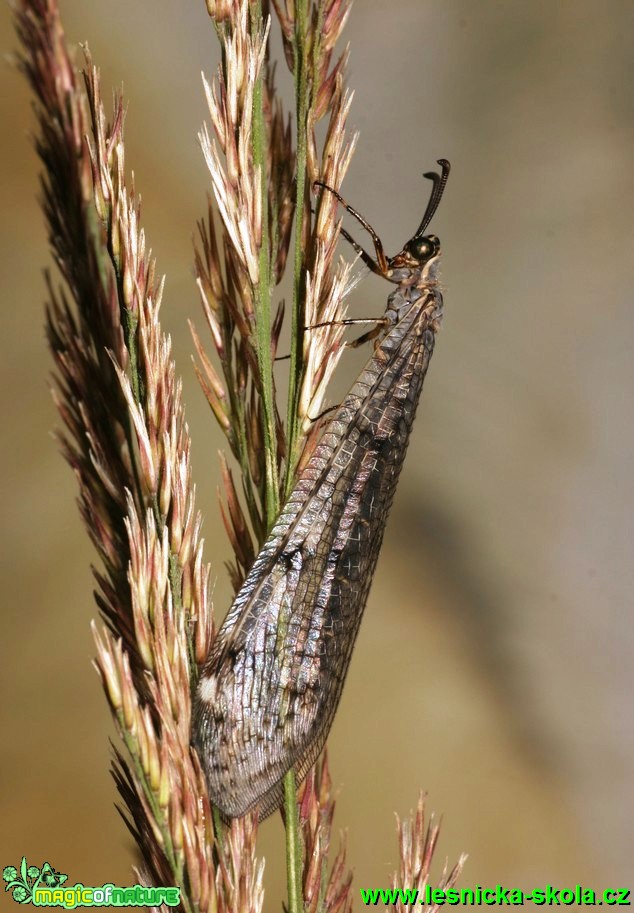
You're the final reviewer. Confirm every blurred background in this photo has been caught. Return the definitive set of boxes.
[1,0,632,900]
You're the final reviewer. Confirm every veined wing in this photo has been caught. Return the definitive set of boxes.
[194,284,442,818]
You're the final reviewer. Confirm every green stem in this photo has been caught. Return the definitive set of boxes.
[250,0,279,527]
[283,769,304,913]
[284,0,310,499]
[281,8,311,911]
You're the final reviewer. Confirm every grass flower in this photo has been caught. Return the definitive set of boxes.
[15,0,465,909]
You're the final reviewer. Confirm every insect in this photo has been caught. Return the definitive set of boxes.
[194,159,451,819]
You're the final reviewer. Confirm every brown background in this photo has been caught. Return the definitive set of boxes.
[1,0,632,902]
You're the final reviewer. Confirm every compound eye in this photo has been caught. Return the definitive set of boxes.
[407,235,438,262]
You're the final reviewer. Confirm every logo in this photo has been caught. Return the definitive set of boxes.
[4,860,67,905]
[3,858,180,908]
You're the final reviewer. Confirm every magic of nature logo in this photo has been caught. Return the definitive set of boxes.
[3,858,180,908]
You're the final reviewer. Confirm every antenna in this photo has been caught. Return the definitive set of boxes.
[414,158,451,238]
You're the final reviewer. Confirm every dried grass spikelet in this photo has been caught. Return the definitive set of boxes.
[195,0,283,578]
[298,753,353,913]
[15,0,223,907]
[391,794,467,912]
[274,0,359,469]
[299,82,358,436]
[194,0,359,577]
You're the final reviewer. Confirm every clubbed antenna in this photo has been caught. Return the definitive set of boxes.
[414,158,452,238]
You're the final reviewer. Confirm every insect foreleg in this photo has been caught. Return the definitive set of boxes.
[314,180,389,275]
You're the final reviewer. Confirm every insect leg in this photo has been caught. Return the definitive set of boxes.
[345,323,387,349]
[314,181,389,275]
[305,315,389,349]
[338,226,386,277]
[307,402,341,423]
[306,316,385,330]
[305,316,389,349]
